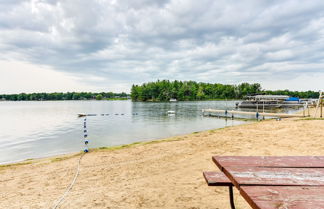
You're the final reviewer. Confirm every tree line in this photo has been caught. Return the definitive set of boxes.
[1,81,319,102]
[131,80,319,102]
[0,92,129,101]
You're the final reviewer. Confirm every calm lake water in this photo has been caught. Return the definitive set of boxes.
[0,100,303,164]
[0,100,249,164]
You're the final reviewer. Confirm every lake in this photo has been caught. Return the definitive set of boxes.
[0,100,247,164]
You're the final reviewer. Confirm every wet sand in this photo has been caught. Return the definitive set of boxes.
[1,116,324,208]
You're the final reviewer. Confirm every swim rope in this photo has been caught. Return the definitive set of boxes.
[51,113,137,208]
[51,117,89,209]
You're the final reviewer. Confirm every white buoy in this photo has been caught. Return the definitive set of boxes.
[167,110,175,114]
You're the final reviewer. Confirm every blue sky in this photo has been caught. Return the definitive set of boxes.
[0,0,324,93]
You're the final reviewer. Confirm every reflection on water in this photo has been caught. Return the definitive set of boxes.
[1,100,247,164]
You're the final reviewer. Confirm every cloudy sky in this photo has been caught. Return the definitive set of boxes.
[0,0,324,93]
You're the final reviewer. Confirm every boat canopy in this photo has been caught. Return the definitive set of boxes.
[285,97,300,101]
[246,95,289,101]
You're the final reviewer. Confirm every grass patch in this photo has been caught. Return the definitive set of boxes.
[213,127,226,131]
[51,156,70,162]
[97,143,137,151]
[0,161,32,169]
[0,152,84,169]
[299,117,324,121]
[95,137,185,152]
[208,127,227,134]
[50,152,83,163]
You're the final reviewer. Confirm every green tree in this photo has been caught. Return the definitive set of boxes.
[196,86,205,100]
[96,94,103,100]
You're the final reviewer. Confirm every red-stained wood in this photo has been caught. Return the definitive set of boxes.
[213,156,324,171]
[240,186,324,209]
[223,167,324,189]
[210,156,324,208]
[203,171,233,186]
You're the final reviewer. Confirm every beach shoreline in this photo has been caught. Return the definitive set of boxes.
[0,105,304,167]
[1,113,324,208]
[2,105,317,168]
[0,120,251,168]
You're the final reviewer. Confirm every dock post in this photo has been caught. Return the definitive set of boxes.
[303,107,305,117]
[308,106,310,116]
[256,103,259,112]
[321,98,323,118]
[314,91,323,118]
[307,101,310,117]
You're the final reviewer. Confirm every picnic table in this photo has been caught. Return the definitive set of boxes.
[205,156,324,209]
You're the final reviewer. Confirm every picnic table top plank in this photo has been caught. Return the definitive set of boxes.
[240,186,324,209]
[223,167,324,189]
[213,156,324,171]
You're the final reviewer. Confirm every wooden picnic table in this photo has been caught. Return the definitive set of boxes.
[212,156,324,209]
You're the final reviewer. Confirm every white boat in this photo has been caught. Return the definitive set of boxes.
[237,95,304,109]
[167,110,176,114]
[169,98,177,102]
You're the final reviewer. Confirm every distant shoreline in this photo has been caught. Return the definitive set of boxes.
[0,99,234,102]
[0,92,129,101]
[0,98,130,102]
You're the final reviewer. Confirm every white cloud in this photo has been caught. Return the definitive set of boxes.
[0,0,324,92]
[0,60,96,93]
[266,50,294,61]
[263,73,324,91]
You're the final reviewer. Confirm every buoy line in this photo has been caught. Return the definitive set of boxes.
[51,116,89,209]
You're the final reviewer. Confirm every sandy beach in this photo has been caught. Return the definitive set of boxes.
[2,0,324,208]
[1,115,324,209]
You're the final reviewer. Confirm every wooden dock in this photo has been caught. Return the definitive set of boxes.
[202,109,304,118]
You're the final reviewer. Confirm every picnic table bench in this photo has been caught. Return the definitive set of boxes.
[203,156,324,209]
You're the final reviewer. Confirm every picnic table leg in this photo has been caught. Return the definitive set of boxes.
[229,186,236,209]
